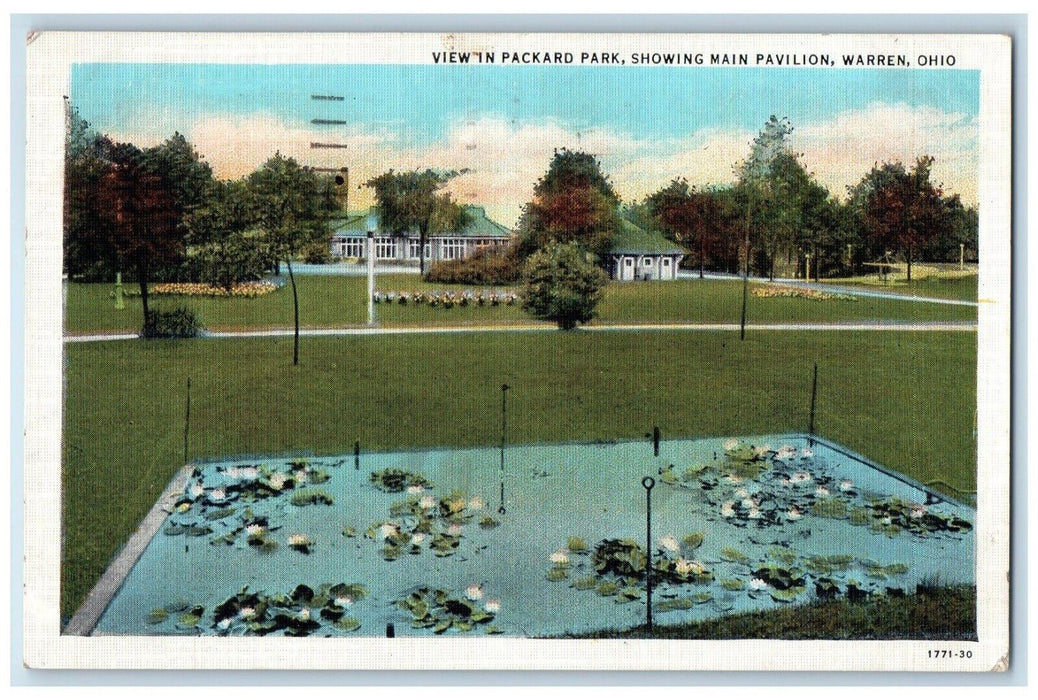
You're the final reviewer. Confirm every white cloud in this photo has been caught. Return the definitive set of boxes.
[109,101,978,230]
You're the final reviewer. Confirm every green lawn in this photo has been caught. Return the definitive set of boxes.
[62,329,977,620]
[65,275,977,334]
[829,273,979,302]
[569,585,976,640]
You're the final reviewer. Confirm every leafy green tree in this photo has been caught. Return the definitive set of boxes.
[249,153,336,365]
[190,179,265,290]
[735,116,796,279]
[520,240,608,330]
[517,149,619,260]
[365,169,469,276]
[64,109,117,281]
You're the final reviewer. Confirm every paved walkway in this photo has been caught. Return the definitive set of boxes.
[64,320,977,343]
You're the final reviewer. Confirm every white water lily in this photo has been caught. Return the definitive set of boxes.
[468,497,485,510]
[754,444,772,457]
[839,479,854,491]
[741,498,756,510]
[723,438,739,451]
[787,507,802,520]
[749,577,769,590]
[660,534,681,553]
[239,607,256,619]
[800,448,814,459]
[288,533,310,547]
[295,471,308,484]
[449,498,467,513]
[334,596,353,608]
[675,557,704,576]
[447,523,463,537]
[814,487,830,497]
[410,533,426,546]
[380,522,399,539]
[776,445,797,460]
[269,473,287,490]
[465,584,484,601]
[176,502,191,513]
[245,524,265,536]
[419,495,437,510]
[748,507,762,519]
[210,488,226,501]
[406,484,424,494]
[189,482,204,498]
[217,618,231,630]
[550,549,570,565]
[241,466,258,480]
[484,598,501,613]
[910,505,928,519]
[721,501,736,518]
[790,471,812,484]
[299,607,311,621]
[734,487,750,499]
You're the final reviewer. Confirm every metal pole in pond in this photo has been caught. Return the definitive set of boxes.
[642,476,655,636]
[808,363,818,446]
[653,426,660,457]
[499,384,509,514]
[183,378,191,465]
[354,440,360,470]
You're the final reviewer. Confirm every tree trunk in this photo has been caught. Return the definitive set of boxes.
[699,238,705,279]
[906,246,913,283]
[287,258,300,366]
[419,230,427,277]
[769,246,776,282]
[137,265,150,324]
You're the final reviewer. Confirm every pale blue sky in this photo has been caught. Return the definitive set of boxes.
[72,63,979,146]
[70,63,980,225]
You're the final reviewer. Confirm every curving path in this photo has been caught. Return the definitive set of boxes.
[64,320,977,343]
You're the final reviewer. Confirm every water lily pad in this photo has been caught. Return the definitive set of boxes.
[334,616,361,632]
[572,576,598,591]
[720,578,745,591]
[290,489,334,507]
[567,536,589,553]
[546,567,569,582]
[681,532,705,549]
[147,609,169,624]
[721,546,750,564]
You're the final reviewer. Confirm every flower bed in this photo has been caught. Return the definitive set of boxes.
[123,280,281,298]
[751,284,857,302]
[373,289,518,309]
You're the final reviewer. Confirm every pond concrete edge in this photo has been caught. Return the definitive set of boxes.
[63,464,195,636]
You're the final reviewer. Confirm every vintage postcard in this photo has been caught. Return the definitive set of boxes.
[23,31,1011,671]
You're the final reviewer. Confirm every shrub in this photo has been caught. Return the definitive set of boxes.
[425,244,522,285]
[521,241,608,330]
[140,307,201,339]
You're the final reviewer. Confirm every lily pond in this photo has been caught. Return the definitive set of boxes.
[91,435,974,638]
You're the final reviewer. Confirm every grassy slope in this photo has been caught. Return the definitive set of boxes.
[62,329,976,619]
[830,274,979,301]
[65,276,977,333]
[569,585,976,640]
